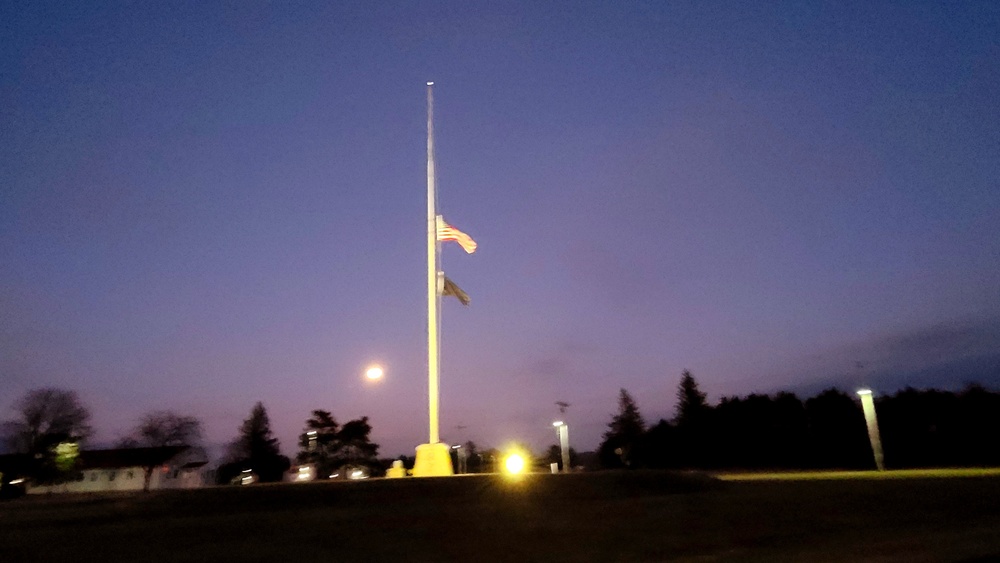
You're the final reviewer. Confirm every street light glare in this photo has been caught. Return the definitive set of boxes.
[553,421,564,427]
[504,453,526,474]
[365,366,384,381]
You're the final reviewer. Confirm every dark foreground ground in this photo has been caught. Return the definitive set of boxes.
[2,471,1000,562]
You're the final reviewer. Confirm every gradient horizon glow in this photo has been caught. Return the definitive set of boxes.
[2,2,998,459]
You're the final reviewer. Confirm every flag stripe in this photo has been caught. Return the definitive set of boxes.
[437,218,477,253]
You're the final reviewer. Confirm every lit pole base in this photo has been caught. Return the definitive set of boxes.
[385,460,407,478]
[412,442,454,477]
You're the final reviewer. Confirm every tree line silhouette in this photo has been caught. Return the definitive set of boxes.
[2,390,380,487]
[6,378,999,485]
[599,371,1000,470]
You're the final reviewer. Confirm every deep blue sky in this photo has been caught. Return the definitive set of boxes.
[3,1,998,458]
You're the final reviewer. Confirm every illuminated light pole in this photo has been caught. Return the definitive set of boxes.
[857,389,885,471]
[552,421,570,473]
[412,81,454,477]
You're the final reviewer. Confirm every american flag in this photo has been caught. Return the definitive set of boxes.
[437,216,477,254]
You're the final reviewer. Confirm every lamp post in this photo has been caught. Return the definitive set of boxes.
[552,421,570,473]
[857,389,885,471]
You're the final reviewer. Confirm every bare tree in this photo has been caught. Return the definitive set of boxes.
[133,411,202,448]
[123,411,202,491]
[2,388,91,483]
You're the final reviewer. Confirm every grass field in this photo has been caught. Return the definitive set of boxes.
[2,470,1000,562]
[717,467,1000,481]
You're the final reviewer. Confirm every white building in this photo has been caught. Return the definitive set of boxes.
[28,446,208,494]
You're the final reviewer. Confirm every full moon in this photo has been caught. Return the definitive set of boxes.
[365,365,384,381]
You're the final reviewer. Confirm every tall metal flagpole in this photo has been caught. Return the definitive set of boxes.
[426,81,440,445]
[411,81,453,477]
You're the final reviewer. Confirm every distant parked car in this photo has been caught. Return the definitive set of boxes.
[329,465,369,480]
[0,474,26,500]
[229,470,259,486]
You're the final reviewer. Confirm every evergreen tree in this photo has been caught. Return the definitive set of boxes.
[804,389,869,469]
[771,392,809,467]
[673,370,714,467]
[953,384,1000,466]
[598,388,646,468]
[296,410,340,478]
[642,419,677,469]
[225,402,289,482]
[712,392,807,469]
[330,416,380,472]
[295,411,380,477]
[675,370,709,428]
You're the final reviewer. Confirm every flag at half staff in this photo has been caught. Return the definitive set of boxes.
[441,275,470,306]
[437,216,477,254]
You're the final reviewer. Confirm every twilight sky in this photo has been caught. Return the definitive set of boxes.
[2,1,999,459]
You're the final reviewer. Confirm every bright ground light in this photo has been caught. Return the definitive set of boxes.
[504,453,526,474]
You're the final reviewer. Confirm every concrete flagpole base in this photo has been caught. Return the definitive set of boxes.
[412,443,454,477]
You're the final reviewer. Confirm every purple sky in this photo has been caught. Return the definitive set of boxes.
[3,2,999,459]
